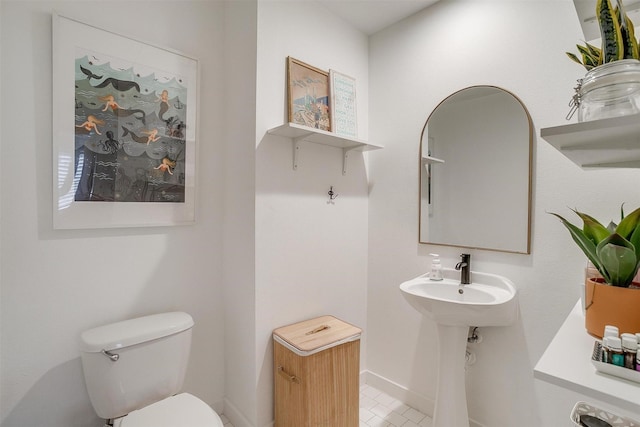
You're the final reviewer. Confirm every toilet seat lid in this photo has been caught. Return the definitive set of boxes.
[115,393,223,427]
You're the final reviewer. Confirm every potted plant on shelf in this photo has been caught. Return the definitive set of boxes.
[566,0,640,122]
[551,206,640,338]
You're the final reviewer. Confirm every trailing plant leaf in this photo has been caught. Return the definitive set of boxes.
[598,0,624,62]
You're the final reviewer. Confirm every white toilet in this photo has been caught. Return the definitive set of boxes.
[79,312,223,427]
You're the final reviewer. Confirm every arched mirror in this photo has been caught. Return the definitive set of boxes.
[419,86,533,254]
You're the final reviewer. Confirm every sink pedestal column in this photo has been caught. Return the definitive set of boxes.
[433,324,469,427]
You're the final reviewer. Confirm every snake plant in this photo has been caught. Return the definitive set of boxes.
[567,0,640,70]
[550,205,640,287]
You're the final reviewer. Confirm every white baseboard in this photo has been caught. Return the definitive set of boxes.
[223,397,255,427]
[211,400,224,415]
[362,370,435,417]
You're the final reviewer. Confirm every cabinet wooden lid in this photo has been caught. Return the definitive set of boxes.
[273,315,361,355]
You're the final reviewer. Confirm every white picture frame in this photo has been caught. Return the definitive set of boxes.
[329,69,357,138]
[52,13,198,229]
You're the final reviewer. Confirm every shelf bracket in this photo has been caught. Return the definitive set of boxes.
[292,134,309,171]
[342,147,356,175]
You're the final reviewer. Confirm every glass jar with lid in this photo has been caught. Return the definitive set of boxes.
[578,59,640,122]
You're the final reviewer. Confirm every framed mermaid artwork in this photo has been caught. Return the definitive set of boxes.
[52,13,198,229]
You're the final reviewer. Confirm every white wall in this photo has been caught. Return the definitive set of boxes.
[0,2,226,426]
[222,1,258,426]
[368,1,640,426]
[255,1,370,426]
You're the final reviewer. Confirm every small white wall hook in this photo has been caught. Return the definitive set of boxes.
[328,186,338,202]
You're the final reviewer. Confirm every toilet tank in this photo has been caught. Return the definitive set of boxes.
[79,312,194,420]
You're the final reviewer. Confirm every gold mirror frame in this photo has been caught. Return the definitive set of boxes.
[418,85,533,254]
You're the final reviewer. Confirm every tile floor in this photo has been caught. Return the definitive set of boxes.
[220,384,433,427]
[359,384,433,427]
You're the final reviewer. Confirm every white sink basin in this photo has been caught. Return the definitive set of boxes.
[399,268,518,326]
[400,267,518,427]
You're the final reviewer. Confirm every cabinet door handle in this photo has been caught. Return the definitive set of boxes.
[277,366,300,384]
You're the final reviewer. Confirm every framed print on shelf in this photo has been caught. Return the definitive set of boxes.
[52,13,198,229]
[329,69,357,138]
[286,57,331,132]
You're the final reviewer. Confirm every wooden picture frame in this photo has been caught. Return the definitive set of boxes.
[287,57,331,132]
[52,13,198,229]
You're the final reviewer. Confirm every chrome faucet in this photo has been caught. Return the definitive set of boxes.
[455,253,471,284]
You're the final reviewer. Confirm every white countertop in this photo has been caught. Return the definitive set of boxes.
[534,301,640,413]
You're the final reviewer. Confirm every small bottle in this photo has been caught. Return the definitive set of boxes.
[604,325,619,338]
[429,253,443,281]
[622,336,637,370]
[621,333,636,343]
[601,337,611,363]
[608,337,625,367]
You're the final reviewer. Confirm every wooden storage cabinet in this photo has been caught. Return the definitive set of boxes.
[273,316,361,427]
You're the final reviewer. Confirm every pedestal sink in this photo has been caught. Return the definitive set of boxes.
[400,268,518,427]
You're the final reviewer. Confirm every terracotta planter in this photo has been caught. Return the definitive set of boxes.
[585,277,640,338]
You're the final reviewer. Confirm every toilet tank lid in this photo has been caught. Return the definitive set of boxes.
[79,312,194,353]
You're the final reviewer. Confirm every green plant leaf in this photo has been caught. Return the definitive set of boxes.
[586,41,602,58]
[622,16,639,58]
[598,0,624,62]
[585,41,603,65]
[576,44,600,67]
[615,206,640,239]
[596,233,639,286]
[549,212,610,282]
[573,209,610,244]
[628,220,640,260]
[577,44,592,56]
[584,54,599,68]
[616,1,639,59]
[566,52,584,66]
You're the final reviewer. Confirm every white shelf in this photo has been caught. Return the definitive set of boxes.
[534,301,640,414]
[267,123,383,174]
[540,114,640,168]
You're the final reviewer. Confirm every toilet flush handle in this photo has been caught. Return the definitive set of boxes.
[101,349,120,362]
